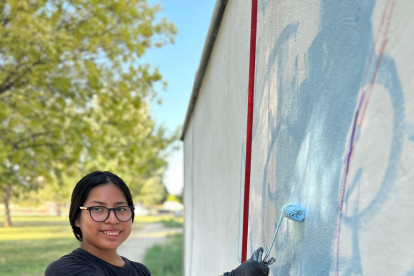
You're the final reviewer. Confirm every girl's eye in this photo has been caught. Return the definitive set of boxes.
[92,207,104,212]
[117,207,127,212]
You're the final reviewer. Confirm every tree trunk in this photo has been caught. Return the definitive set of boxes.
[55,202,61,217]
[3,185,12,227]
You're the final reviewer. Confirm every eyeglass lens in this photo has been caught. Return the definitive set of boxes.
[89,207,132,222]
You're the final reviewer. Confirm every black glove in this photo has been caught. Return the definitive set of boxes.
[250,247,275,266]
[223,247,275,276]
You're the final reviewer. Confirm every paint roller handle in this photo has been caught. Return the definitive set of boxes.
[222,248,275,276]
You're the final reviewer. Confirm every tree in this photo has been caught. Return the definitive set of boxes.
[166,194,180,202]
[177,187,184,204]
[0,0,177,226]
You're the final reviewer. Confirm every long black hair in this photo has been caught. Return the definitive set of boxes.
[69,171,134,241]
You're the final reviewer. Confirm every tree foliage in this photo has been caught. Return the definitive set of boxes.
[0,0,178,226]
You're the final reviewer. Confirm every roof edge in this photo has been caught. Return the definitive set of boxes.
[180,0,229,140]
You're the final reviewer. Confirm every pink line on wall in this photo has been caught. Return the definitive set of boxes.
[333,0,396,274]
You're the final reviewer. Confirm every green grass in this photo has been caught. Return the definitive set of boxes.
[160,218,183,228]
[0,214,182,276]
[144,233,183,276]
[0,238,79,276]
[0,215,79,276]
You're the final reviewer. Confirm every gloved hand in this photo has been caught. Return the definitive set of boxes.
[223,247,275,276]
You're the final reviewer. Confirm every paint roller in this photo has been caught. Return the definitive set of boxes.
[263,204,305,262]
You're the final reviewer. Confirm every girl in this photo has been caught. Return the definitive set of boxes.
[45,171,273,276]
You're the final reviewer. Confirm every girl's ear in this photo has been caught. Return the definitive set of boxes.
[75,216,80,227]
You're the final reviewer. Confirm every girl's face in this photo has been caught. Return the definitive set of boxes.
[75,183,132,251]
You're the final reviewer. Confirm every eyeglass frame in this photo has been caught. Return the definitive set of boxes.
[79,206,135,222]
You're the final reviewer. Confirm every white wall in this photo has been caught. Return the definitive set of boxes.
[183,0,414,275]
[183,0,251,274]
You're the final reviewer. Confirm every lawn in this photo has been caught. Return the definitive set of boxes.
[0,238,79,276]
[0,214,183,276]
[144,233,183,276]
[0,215,79,276]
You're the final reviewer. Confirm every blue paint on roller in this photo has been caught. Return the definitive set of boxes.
[263,204,305,262]
[282,204,305,222]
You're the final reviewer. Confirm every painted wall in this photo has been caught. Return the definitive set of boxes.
[183,0,414,275]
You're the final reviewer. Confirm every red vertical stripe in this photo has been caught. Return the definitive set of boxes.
[241,0,258,263]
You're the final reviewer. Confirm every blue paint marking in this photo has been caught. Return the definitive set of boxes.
[343,168,363,208]
[348,54,405,224]
[252,22,299,140]
[406,124,414,142]
[252,0,405,275]
[405,267,414,276]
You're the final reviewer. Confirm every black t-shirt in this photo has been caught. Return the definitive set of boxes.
[45,248,151,276]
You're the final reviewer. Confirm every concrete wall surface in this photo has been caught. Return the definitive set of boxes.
[183,0,414,275]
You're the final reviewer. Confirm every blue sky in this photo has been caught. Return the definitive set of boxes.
[143,0,216,194]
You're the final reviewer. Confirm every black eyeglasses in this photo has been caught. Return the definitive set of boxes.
[80,206,135,222]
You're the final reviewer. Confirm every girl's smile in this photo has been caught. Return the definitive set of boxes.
[75,183,132,258]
